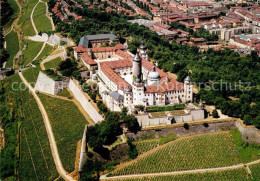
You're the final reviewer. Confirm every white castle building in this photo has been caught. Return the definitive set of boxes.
[97,43,193,112]
[73,36,193,112]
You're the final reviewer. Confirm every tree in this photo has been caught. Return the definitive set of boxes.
[243,115,253,125]
[124,115,140,134]
[127,140,138,159]
[184,123,189,129]
[212,109,219,118]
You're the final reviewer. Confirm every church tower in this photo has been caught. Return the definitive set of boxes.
[139,40,148,60]
[132,52,142,82]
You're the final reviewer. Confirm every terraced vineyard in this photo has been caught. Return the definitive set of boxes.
[21,40,43,65]
[39,94,88,172]
[112,132,241,176]
[33,2,52,32]
[0,74,59,180]
[113,168,250,181]
[134,140,159,155]
[250,162,260,179]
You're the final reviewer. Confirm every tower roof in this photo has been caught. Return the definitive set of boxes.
[184,75,191,82]
[148,66,160,80]
[140,40,147,50]
[133,52,141,62]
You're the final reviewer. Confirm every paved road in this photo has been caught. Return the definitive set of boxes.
[19,72,76,181]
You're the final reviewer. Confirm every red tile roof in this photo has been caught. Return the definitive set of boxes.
[100,63,131,90]
[81,52,97,65]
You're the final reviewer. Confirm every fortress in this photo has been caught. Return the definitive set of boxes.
[74,35,193,111]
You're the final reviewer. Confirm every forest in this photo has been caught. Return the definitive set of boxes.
[48,0,260,129]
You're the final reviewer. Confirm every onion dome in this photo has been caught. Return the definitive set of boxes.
[124,87,132,93]
[133,52,141,62]
[184,75,191,82]
[148,66,160,80]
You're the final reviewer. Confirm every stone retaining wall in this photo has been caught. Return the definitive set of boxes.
[127,119,260,144]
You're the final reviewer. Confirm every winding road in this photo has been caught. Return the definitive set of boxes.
[19,72,76,181]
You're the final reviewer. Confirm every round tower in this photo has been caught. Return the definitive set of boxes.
[132,52,142,82]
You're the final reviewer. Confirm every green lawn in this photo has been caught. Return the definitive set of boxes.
[112,132,242,176]
[38,94,88,172]
[114,168,249,181]
[33,2,52,32]
[146,104,185,112]
[5,30,19,68]
[0,74,58,180]
[37,44,54,61]
[22,66,41,84]
[21,40,43,65]
[44,57,62,69]
[231,129,260,163]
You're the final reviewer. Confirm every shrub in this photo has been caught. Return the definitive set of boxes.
[127,140,138,159]
[212,109,219,118]
[184,123,189,130]
[203,122,209,127]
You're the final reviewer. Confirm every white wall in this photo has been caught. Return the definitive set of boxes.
[68,79,103,123]
[35,72,56,95]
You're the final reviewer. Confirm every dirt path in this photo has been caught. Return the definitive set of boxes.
[26,42,46,66]
[19,72,76,181]
[30,1,41,35]
[44,2,55,31]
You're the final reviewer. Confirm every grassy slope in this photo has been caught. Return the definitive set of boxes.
[22,66,41,84]
[115,168,249,181]
[231,129,260,163]
[4,0,19,34]
[33,2,52,33]
[21,40,43,65]
[18,0,38,36]
[112,132,241,175]
[44,57,62,69]
[37,44,54,61]
[1,74,58,180]
[38,93,88,172]
[5,30,19,68]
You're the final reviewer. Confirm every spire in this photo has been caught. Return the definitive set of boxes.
[133,51,141,62]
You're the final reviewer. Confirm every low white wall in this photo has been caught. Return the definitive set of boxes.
[68,79,103,123]
[35,72,55,95]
